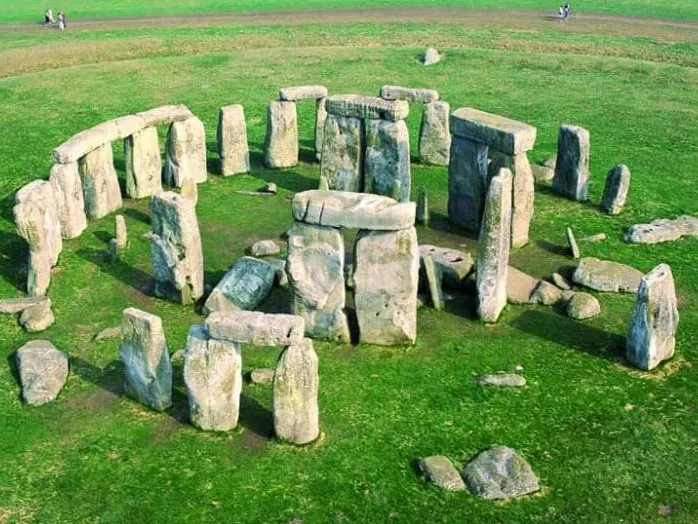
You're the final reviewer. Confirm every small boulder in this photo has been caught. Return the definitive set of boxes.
[94,326,121,341]
[421,48,441,66]
[531,280,563,306]
[552,272,571,290]
[19,303,55,332]
[250,368,275,385]
[417,456,466,492]
[476,374,526,387]
[462,446,539,500]
[566,292,601,319]
[15,340,69,405]
[248,240,281,257]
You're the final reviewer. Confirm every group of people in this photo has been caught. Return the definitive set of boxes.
[558,2,572,21]
[44,8,67,30]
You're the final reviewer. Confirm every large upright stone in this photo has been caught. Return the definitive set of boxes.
[601,164,630,215]
[217,105,250,176]
[164,116,207,188]
[489,151,534,248]
[450,108,536,155]
[203,257,275,314]
[149,192,204,304]
[286,222,349,342]
[273,338,320,445]
[79,143,123,219]
[49,162,87,239]
[325,94,409,122]
[627,264,679,371]
[315,97,327,161]
[448,136,489,231]
[476,168,512,323]
[364,119,411,203]
[354,227,419,345]
[264,101,298,169]
[553,124,590,201]
[15,340,68,406]
[119,307,172,411]
[184,325,242,431]
[320,114,364,192]
[419,101,450,166]
[124,126,163,199]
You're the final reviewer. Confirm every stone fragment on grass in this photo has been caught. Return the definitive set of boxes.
[19,303,55,332]
[572,257,642,293]
[553,124,590,201]
[462,446,539,500]
[264,101,298,168]
[95,326,121,341]
[248,240,281,257]
[206,310,305,347]
[419,101,451,166]
[625,216,698,245]
[421,47,441,66]
[566,292,601,320]
[124,126,162,199]
[217,104,250,176]
[419,245,474,290]
[0,296,50,314]
[49,162,87,239]
[567,227,580,260]
[203,257,275,314]
[417,456,466,492]
[164,116,207,187]
[476,374,526,387]
[15,340,68,405]
[581,233,607,243]
[601,164,630,215]
[531,280,563,306]
[250,368,275,385]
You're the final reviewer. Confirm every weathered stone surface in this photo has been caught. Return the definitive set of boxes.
[364,119,411,203]
[248,240,281,257]
[79,143,123,219]
[552,272,571,290]
[286,222,349,342]
[124,126,162,199]
[264,101,298,169]
[477,374,526,387]
[180,177,198,205]
[416,187,429,226]
[451,108,536,155]
[625,216,698,245]
[417,456,466,492]
[279,85,328,101]
[292,190,416,231]
[49,162,87,239]
[250,368,275,385]
[273,338,319,445]
[206,310,304,346]
[567,227,580,260]
[94,326,121,341]
[202,257,275,314]
[19,303,55,332]
[448,136,489,231]
[572,257,642,294]
[0,296,50,314]
[531,164,554,183]
[380,85,439,103]
[477,169,512,323]
[354,227,419,345]
[419,245,474,289]
[462,446,539,500]
[325,94,409,122]
[566,292,601,319]
[421,47,441,66]
[320,114,364,192]
[217,105,250,176]
[627,264,679,371]
[119,307,172,411]
[419,101,450,166]
[315,97,327,160]
[115,215,127,249]
[531,280,563,306]
[553,124,590,201]
[489,151,534,248]
[184,324,242,431]
[149,192,204,304]
[15,340,68,405]
[164,116,207,187]
[136,104,194,128]
[422,254,444,311]
[507,266,538,304]
[263,257,288,287]
[601,164,630,215]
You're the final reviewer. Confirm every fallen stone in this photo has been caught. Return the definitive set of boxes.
[417,456,466,492]
[447,136,489,231]
[250,368,275,385]
[164,116,207,187]
[462,446,540,500]
[136,104,194,128]
[601,164,630,215]
[531,164,554,183]
[15,340,68,405]
[49,162,87,239]
[419,100,450,166]
[580,233,607,243]
[115,215,127,249]
[450,108,536,155]
[94,326,121,341]
[572,257,643,294]
[476,374,526,387]
[124,126,162,199]
[0,296,50,314]
[567,227,580,259]
[625,216,698,245]
[380,85,439,103]
[419,245,474,289]
[531,280,563,306]
[217,104,250,176]
[552,272,571,290]
[507,267,539,304]
[364,119,411,203]
[264,101,298,168]
[248,240,281,257]
[421,47,441,66]
[19,303,55,332]
[325,94,409,122]
[206,310,305,346]
[320,114,364,192]
[553,124,590,201]
[416,187,429,226]
[422,254,444,311]
[279,85,328,101]
[203,257,275,314]
[566,292,601,320]
[79,143,123,219]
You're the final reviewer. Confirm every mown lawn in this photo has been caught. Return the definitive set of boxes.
[0,21,697,523]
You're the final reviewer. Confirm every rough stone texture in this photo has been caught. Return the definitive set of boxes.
[552,272,571,290]
[627,264,679,371]
[248,240,281,257]
[217,105,250,176]
[462,446,540,500]
[419,245,474,289]
[380,85,439,103]
[184,324,242,431]
[292,190,416,231]
[566,292,601,320]
[419,101,450,166]
[601,164,630,215]
[119,307,172,411]
[364,119,411,203]
[164,116,207,187]
[273,338,320,445]
[115,215,127,249]
[489,151,534,248]
[95,326,121,341]
[421,47,441,66]
[625,216,698,245]
[279,85,328,101]
[326,94,409,122]
[15,340,68,405]
[79,143,123,219]
[206,310,305,346]
[451,108,537,155]
[250,368,275,385]
[202,257,275,314]
[149,192,204,305]
[286,222,349,342]
[417,456,466,492]
[124,126,162,199]
[531,164,554,183]
[0,296,50,314]
[19,303,55,332]
[354,227,419,345]
[315,98,327,161]
[477,169,512,323]
[477,374,527,387]
[581,233,607,243]
[49,162,87,239]
[320,114,364,192]
[136,104,194,128]
[531,280,563,306]
[448,136,489,231]
[263,257,288,287]
[264,101,298,169]
[567,227,580,260]
[416,186,429,226]
[180,177,198,205]
[507,267,538,304]
[553,124,590,201]
[572,257,643,294]
[422,254,444,311]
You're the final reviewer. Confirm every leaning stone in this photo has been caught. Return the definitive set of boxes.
[416,186,429,226]
[108,238,118,262]
[506,267,539,304]
[417,456,466,492]
[94,326,121,341]
[364,119,411,203]
[180,177,198,205]
[79,143,123,219]
[15,340,68,405]
[250,368,275,385]
[553,124,590,201]
[476,374,526,387]
[320,114,364,192]
[489,151,534,248]
[448,136,489,231]
[566,292,601,320]
[422,254,444,311]
[248,240,281,257]
[419,101,450,166]
[0,296,50,314]
[217,105,250,176]
[206,311,304,346]
[552,272,571,290]
[380,85,439,104]
[450,108,536,155]
[315,97,327,161]
[531,164,554,183]
[49,162,87,239]
[325,94,409,122]
[202,257,275,314]
[567,227,580,260]
[115,215,127,249]
[462,446,539,500]
[136,104,194,128]
[164,116,207,187]
[627,264,679,371]
[119,307,172,411]
[124,126,162,199]
[572,257,643,294]
[273,338,320,445]
[601,164,630,215]
[531,280,563,306]
[580,233,607,243]
[279,85,328,101]
[264,101,298,169]
[421,47,441,66]
[419,245,474,289]
[625,216,698,245]
[19,303,55,332]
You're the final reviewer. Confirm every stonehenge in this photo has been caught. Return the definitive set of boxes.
[553,124,590,201]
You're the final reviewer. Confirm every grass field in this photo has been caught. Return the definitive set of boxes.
[1,8,698,524]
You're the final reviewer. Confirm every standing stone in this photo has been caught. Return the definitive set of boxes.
[419,101,450,166]
[79,143,123,219]
[286,222,349,342]
[627,264,679,371]
[448,136,489,231]
[489,151,534,248]
[184,325,242,431]
[422,254,444,311]
[115,215,127,249]
[601,164,630,215]
[416,186,429,226]
[567,227,580,260]
[273,338,320,445]
[119,307,172,411]
[149,192,204,304]
[364,119,411,203]
[320,114,364,192]
[354,227,419,345]
[217,105,250,176]
[124,126,162,199]
[203,257,275,314]
[553,124,590,201]
[164,116,207,188]
[476,168,512,323]
[15,340,68,405]
[49,162,87,239]
[315,97,327,161]
[264,101,298,169]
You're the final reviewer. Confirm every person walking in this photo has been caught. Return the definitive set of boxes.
[58,11,66,30]
[563,2,571,20]
[44,8,55,26]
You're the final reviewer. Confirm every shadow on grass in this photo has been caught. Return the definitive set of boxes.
[0,229,27,292]
[123,208,150,225]
[77,247,154,296]
[536,239,569,257]
[239,393,274,439]
[428,212,477,239]
[6,352,21,401]
[247,148,319,194]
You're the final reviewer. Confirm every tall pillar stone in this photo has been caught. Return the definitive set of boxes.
[419,101,451,166]
[364,119,411,203]
[217,104,250,176]
[264,101,298,168]
[164,116,207,188]
[49,162,87,239]
[489,151,534,248]
[553,124,590,201]
[79,142,123,219]
[601,164,630,215]
[125,126,162,199]
[315,97,327,161]
[448,136,489,231]
[320,114,364,192]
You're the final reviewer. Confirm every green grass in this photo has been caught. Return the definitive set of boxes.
[1,20,698,523]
